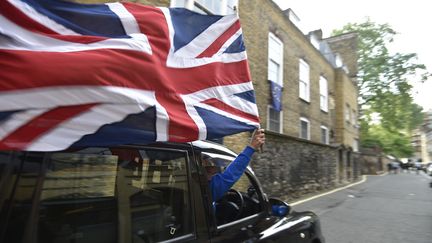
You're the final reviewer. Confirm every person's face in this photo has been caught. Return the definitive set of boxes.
[205,166,218,181]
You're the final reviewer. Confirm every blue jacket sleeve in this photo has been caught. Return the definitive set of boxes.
[210,146,255,202]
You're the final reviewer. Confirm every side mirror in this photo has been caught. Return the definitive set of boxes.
[269,198,290,217]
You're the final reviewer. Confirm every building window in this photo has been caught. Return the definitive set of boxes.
[300,117,310,140]
[299,59,310,102]
[321,125,329,144]
[268,33,283,86]
[353,139,359,152]
[319,76,328,112]
[352,109,357,126]
[345,104,351,122]
[267,106,282,133]
[268,60,280,84]
[267,33,283,133]
[170,0,237,15]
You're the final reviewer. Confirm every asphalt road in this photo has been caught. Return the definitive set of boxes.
[292,171,432,243]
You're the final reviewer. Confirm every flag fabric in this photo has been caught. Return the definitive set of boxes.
[269,80,282,112]
[0,0,260,151]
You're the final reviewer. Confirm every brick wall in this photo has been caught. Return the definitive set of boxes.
[334,69,359,147]
[356,148,389,175]
[327,33,360,149]
[326,33,358,76]
[250,131,339,201]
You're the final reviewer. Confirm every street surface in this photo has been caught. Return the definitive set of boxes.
[292,171,432,243]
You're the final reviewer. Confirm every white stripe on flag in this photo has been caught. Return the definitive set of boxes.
[8,0,79,35]
[26,104,148,151]
[0,15,152,54]
[106,2,141,35]
[160,8,246,68]
[215,29,243,56]
[0,86,157,111]
[0,109,48,141]
[182,82,258,116]
[218,95,258,116]
[154,102,169,141]
[166,50,247,68]
[193,102,259,126]
[174,14,238,57]
[181,95,207,141]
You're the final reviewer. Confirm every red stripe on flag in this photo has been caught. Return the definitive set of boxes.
[156,93,199,142]
[197,20,241,58]
[0,104,98,150]
[0,49,250,94]
[202,98,260,123]
[123,2,171,61]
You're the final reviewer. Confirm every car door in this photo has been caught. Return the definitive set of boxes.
[198,152,269,242]
[0,145,209,243]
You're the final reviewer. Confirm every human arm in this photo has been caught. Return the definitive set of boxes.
[210,146,255,201]
[210,129,265,201]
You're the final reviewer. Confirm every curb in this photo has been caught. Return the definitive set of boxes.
[289,175,367,206]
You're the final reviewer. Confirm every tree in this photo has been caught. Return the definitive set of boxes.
[332,19,430,157]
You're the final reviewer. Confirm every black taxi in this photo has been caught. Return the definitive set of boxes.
[0,141,325,243]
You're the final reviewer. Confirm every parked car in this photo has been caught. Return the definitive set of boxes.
[0,141,325,243]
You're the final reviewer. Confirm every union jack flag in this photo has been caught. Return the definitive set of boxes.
[0,0,259,151]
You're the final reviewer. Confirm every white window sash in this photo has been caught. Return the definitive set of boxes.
[319,76,328,111]
[321,125,329,144]
[299,59,309,101]
[268,32,284,87]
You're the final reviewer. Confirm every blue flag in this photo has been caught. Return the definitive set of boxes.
[269,80,282,111]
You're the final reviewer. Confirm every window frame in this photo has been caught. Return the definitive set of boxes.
[170,0,237,15]
[353,139,359,152]
[267,105,283,133]
[0,146,198,243]
[215,169,267,231]
[352,109,357,126]
[345,104,351,123]
[268,32,284,87]
[198,151,267,231]
[300,117,310,140]
[319,75,328,112]
[299,59,310,102]
[123,145,197,242]
[267,33,284,134]
[321,125,329,144]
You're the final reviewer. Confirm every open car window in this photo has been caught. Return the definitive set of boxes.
[0,147,195,243]
[201,152,263,226]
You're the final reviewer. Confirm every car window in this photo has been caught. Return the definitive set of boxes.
[201,153,263,226]
[0,147,194,243]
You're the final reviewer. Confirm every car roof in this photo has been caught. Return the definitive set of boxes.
[190,140,238,157]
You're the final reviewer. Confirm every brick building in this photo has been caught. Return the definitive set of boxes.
[230,0,360,199]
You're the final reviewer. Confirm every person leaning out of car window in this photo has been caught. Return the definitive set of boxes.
[203,129,265,202]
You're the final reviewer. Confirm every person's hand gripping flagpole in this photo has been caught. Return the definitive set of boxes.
[251,128,265,152]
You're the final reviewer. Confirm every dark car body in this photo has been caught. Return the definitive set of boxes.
[0,141,324,243]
